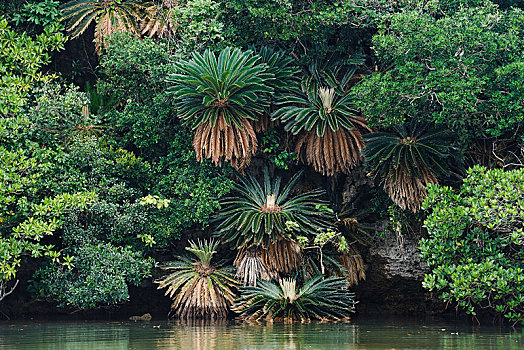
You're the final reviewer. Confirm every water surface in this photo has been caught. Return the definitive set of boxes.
[0,318,521,349]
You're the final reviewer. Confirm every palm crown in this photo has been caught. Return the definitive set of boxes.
[155,239,238,319]
[60,0,145,52]
[216,168,334,248]
[167,47,274,169]
[232,275,356,322]
[167,47,273,129]
[272,76,370,176]
[273,83,366,137]
[363,119,457,211]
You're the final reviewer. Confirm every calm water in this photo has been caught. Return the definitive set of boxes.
[0,319,521,349]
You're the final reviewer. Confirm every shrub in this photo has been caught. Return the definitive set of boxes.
[0,18,65,114]
[420,166,524,326]
[217,168,333,284]
[98,33,175,104]
[32,242,153,310]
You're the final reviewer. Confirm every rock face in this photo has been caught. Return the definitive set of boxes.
[339,170,439,316]
[341,167,370,205]
[355,227,435,315]
[368,230,428,281]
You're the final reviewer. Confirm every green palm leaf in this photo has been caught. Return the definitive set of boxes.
[215,168,334,248]
[363,119,461,211]
[60,0,145,53]
[167,47,274,129]
[155,239,238,319]
[232,276,356,322]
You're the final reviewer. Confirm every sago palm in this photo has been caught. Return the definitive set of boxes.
[60,0,145,52]
[232,276,356,322]
[273,79,370,176]
[250,46,299,133]
[216,168,333,248]
[363,119,456,212]
[167,47,274,169]
[155,240,238,319]
[216,168,333,285]
[141,0,178,40]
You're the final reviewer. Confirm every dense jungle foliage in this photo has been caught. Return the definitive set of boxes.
[0,0,522,325]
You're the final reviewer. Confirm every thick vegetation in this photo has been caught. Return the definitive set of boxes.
[352,4,524,144]
[420,166,524,326]
[0,0,522,326]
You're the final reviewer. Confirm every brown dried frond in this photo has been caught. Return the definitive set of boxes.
[94,8,141,53]
[193,116,257,170]
[234,246,274,286]
[166,261,236,320]
[260,238,302,276]
[336,245,366,286]
[342,217,358,231]
[252,113,280,133]
[384,167,438,212]
[295,128,365,176]
[141,2,178,40]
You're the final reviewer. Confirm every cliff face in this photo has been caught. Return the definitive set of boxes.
[355,234,435,315]
[339,170,438,315]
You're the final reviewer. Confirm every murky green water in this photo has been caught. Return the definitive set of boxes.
[0,319,521,349]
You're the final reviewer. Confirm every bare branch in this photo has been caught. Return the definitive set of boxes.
[0,279,19,303]
[492,141,524,169]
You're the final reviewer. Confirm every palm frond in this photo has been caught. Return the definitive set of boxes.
[167,47,274,169]
[185,239,218,266]
[363,119,459,211]
[335,245,366,286]
[141,0,178,39]
[156,240,238,319]
[295,128,365,176]
[60,0,144,53]
[260,238,302,277]
[232,276,356,322]
[251,46,299,99]
[193,115,257,170]
[216,168,334,248]
[234,246,275,287]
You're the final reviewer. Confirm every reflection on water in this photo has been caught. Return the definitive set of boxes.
[0,318,522,349]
